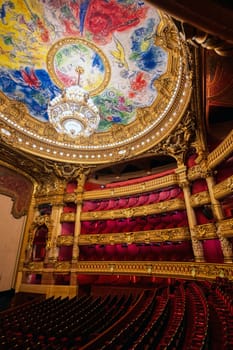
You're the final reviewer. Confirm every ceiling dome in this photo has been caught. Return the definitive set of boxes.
[0,0,192,164]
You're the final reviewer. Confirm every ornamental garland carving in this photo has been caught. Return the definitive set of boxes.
[213,175,233,200]
[78,227,190,245]
[80,198,185,221]
[57,235,74,246]
[217,218,233,237]
[190,191,210,207]
[33,214,52,228]
[74,262,233,281]
[187,163,212,181]
[54,261,71,270]
[192,223,217,240]
[63,193,77,203]
[35,177,67,198]
[60,212,76,222]
[21,261,233,281]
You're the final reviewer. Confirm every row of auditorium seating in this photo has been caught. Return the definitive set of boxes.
[182,282,209,349]
[80,211,188,234]
[82,187,183,212]
[1,278,232,349]
[79,241,194,262]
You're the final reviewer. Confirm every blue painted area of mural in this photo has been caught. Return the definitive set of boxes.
[130,18,167,75]
[92,53,105,72]
[79,0,90,35]
[0,68,60,121]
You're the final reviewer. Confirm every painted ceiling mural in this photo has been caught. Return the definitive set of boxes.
[0,0,192,163]
[0,0,167,131]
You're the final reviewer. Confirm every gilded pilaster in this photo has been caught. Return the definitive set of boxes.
[176,166,205,262]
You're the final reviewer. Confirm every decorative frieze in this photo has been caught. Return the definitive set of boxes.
[190,191,210,207]
[213,175,233,200]
[187,164,204,181]
[22,261,233,281]
[63,193,77,203]
[217,218,233,238]
[78,227,190,245]
[192,223,217,240]
[57,235,74,246]
[60,212,76,222]
[80,198,185,221]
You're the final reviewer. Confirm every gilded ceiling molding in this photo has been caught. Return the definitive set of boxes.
[190,191,210,207]
[0,163,33,218]
[192,223,217,240]
[0,140,67,185]
[78,227,190,246]
[208,130,233,169]
[80,198,185,221]
[213,175,233,200]
[22,261,233,281]
[42,162,92,180]
[217,218,233,238]
[83,173,180,200]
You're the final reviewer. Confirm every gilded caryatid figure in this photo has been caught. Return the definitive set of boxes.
[217,226,233,263]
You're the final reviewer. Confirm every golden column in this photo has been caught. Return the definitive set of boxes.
[70,169,89,285]
[206,174,233,263]
[176,166,205,262]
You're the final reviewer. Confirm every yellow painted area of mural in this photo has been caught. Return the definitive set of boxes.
[0,0,49,69]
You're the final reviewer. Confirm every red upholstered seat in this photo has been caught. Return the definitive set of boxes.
[170,187,181,199]
[128,196,138,207]
[137,193,149,206]
[106,198,118,210]
[147,215,161,225]
[147,192,159,204]
[118,197,129,209]
[158,190,170,201]
[96,200,108,211]
[82,200,98,211]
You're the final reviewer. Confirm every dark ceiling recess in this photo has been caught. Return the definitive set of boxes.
[92,155,176,182]
[213,0,233,10]
[209,106,233,124]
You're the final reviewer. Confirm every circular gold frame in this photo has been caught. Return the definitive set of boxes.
[47,37,111,96]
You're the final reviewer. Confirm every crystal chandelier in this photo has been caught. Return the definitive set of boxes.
[48,68,100,138]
